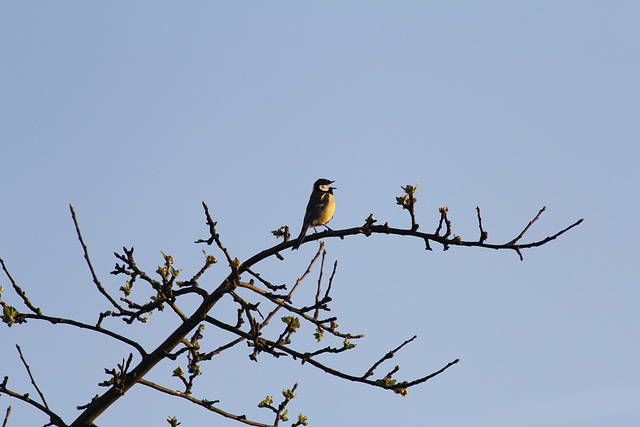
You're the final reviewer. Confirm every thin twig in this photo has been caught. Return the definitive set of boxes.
[0,378,67,427]
[205,316,453,391]
[256,243,325,331]
[323,260,338,302]
[138,379,273,427]
[273,382,298,426]
[507,206,546,246]
[313,250,327,319]
[69,204,123,311]
[16,345,49,409]
[22,313,146,356]
[363,335,417,379]
[237,281,361,339]
[195,201,235,268]
[2,406,11,427]
[399,358,460,388]
[0,258,40,314]
[476,206,488,243]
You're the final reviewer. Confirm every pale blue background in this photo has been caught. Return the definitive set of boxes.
[1,2,638,426]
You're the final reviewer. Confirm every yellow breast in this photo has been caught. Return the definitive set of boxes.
[312,193,335,226]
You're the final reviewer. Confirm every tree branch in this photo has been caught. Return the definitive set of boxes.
[0,377,67,427]
[15,345,49,410]
[138,379,273,427]
[2,405,11,427]
[204,316,454,393]
[22,313,147,357]
[0,258,41,315]
[70,204,124,312]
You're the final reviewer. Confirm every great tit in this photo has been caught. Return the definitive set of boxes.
[292,178,336,250]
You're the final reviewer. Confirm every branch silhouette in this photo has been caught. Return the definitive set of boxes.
[0,185,582,426]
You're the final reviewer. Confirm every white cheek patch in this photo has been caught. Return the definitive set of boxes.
[318,184,331,191]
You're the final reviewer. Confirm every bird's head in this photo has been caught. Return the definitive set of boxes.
[314,178,335,193]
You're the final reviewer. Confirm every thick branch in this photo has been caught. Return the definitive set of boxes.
[275,212,583,260]
[70,275,237,427]
[68,204,580,425]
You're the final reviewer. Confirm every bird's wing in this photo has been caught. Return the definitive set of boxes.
[303,194,329,225]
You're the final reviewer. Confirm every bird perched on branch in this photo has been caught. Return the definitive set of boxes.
[292,178,336,250]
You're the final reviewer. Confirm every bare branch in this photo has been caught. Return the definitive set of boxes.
[398,358,460,388]
[204,316,451,393]
[0,377,67,427]
[16,345,49,410]
[476,206,488,243]
[3,200,578,426]
[138,379,273,427]
[248,243,326,334]
[0,258,40,315]
[363,335,417,379]
[271,208,583,261]
[507,206,547,246]
[21,313,146,357]
[195,201,235,269]
[2,405,11,427]
[69,204,123,312]
[313,250,327,320]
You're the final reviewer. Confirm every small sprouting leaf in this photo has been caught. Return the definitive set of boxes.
[282,388,297,400]
[395,387,409,396]
[281,316,300,330]
[161,251,174,265]
[172,367,184,377]
[2,305,20,327]
[396,195,409,209]
[298,414,309,426]
[271,226,287,238]
[189,364,201,376]
[119,281,132,297]
[258,395,273,408]
[167,416,181,426]
[202,250,218,265]
[343,339,356,349]
[313,328,324,342]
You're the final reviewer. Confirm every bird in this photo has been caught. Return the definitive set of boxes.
[292,178,336,250]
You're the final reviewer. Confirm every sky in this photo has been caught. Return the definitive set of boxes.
[1,2,639,426]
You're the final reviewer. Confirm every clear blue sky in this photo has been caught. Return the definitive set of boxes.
[1,2,638,426]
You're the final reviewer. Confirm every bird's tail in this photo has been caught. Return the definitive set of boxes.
[292,224,310,250]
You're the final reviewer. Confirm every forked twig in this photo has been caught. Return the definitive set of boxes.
[363,335,418,379]
[507,206,546,246]
[195,201,235,268]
